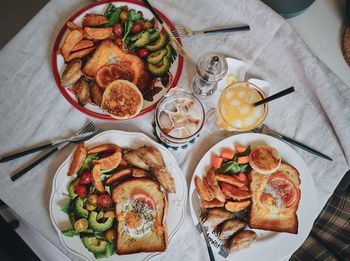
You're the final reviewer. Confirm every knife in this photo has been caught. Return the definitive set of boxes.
[141,0,190,59]
[259,124,333,161]
[10,131,96,182]
[0,131,96,163]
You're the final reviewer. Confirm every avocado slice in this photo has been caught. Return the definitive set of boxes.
[147,48,167,64]
[88,211,114,232]
[73,197,89,218]
[82,236,108,254]
[68,178,79,198]
[134,31,151,47]
[147,56,170,76]
[146,33,167,51]
[93,240,115,259]
[149,31,160,43]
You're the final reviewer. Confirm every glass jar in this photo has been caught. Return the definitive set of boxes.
[155,88,205,147]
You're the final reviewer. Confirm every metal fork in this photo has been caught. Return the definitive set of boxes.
[252,124,332,161]
[10,121,97,181]
[171,25,250,38]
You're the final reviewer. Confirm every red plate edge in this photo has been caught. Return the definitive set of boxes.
[52,0,184,121]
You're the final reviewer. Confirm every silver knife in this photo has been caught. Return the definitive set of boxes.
[10,130,96,181]
[258,124,333,161]
[1,131,96,163]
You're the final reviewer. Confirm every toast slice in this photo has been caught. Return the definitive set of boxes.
[112,178,168,254]
[83,39,151,91]
[248,162,301,234]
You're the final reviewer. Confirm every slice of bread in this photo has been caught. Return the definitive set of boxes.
[112,178,168,255]
[248,162,301,234]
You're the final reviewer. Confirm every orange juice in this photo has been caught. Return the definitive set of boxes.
[216,82,267,131]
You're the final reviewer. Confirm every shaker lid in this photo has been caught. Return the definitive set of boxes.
[196,53,228,82]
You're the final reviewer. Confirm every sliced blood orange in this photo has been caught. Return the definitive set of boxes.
[96,64,133,89]
[132,193,156,210]
[268,175,297,208]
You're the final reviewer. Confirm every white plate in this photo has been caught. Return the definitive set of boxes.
[49,130,187,260]
[189,133,317,261]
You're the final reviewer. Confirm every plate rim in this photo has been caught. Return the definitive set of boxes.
[188,133,317,260]
[51,0,184,121]
[49,130,187,260]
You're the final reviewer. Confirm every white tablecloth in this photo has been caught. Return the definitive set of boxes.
[0,0,349,260]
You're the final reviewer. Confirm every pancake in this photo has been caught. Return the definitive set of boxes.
[101,80,143,119]
[249,145,281,174]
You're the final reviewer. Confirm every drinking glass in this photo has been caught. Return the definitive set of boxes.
[207,81,268,133]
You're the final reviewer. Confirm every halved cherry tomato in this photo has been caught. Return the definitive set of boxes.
[105,228,117,240]
[86,203,97,211]
[75,184,88,198]
[104,211,115,218]
[136,48,149,58]
[74,218,88,232]
[79,171,92,185]
[97,194,113,208]
[88,194,98,205]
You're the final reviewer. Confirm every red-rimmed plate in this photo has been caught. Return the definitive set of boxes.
[52,0,184,120]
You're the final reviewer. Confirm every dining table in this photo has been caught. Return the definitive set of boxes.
[0,0,350,260]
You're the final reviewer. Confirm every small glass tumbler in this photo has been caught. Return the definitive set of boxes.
[155,88,205,148]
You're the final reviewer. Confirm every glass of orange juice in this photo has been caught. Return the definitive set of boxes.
[212,81,268,132]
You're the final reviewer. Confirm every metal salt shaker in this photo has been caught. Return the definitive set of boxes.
[191,53,228,96]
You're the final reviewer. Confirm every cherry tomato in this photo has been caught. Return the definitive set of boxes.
[74,218,88,232]
[97,194,113,208]
[113,23,124,38]
[104,210,115,218]
[86,203,97,211]
[105,229,117,241]
[75,184,88,198]
[120,11,129,22]
[136,48,149,58]
[143,21,153,29]
[79,171,92,185]
[88,194,98,205]
[131,21,144,34]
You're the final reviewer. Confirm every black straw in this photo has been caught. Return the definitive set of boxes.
[254,87,295,106]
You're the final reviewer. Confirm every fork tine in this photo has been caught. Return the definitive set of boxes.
[78,121,96,134]
[171,29,179,38]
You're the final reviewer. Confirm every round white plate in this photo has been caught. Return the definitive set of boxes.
[49,130,187,260]
[189,133,317,261]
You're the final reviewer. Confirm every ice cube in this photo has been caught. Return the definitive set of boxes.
[248,92,260,103]
[230,99,241,107]
[253,107,263,118]
[237,90,246,99]
[225,91,233,99]
[245,117,254,126]
[240,105,250,114]
[232,119,242,128]
[159,111,173,129]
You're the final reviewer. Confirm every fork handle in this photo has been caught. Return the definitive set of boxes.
[203,25,250,34]
[10,147,59,182]
[0,143,53,163]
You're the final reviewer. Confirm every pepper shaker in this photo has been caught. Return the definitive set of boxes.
[191,53,228,96]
